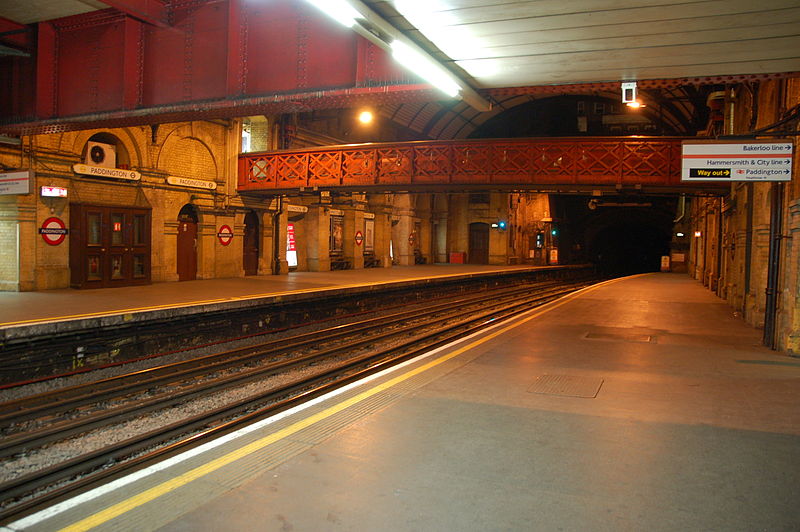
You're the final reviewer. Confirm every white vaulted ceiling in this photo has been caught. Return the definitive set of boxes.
[366,0,800,88]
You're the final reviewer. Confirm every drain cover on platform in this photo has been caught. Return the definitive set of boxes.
[528,374,603,398]
[584,332,653,343]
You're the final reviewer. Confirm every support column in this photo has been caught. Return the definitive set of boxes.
[392,193,415,266]
[305,205,330,271]
[367,194,392,268]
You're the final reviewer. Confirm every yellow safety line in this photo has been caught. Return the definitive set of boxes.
[59,276,625,532]
[1,270,520,327]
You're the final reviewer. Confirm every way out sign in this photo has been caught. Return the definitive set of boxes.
[39,217,68,245]
[217,224,233,246]
[682,141,793,182]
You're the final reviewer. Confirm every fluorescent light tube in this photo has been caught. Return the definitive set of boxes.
[306,0,362,27]
[390,40,460,97]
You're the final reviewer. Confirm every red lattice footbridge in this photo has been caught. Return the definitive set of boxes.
[238,137,723,195]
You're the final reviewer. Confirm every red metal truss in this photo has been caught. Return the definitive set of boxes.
[488,73,800,98]
[98,0,169,28]
[238,137,723,193]
[0,0,420,134]
[0,16,32,54]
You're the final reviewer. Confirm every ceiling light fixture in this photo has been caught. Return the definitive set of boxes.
[303,0,490,111]
[390,41,460,98]
[621,81,637,103]
[358,110,374,124]
[305,0,362,27]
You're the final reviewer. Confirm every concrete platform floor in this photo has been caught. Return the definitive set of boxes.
[0,264,531,326]
[10,273,800,531]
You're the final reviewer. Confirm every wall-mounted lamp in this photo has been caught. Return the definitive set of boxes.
[694,231,702,238]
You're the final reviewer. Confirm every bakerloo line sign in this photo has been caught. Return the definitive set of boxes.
[681,141,793,182]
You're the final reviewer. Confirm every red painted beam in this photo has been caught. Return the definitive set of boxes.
[0,16,32,54]
[226,0,244,96]
[97,0,169,28]
[35,22,57,119]
[122,17,143,109]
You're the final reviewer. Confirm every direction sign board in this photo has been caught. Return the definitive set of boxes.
[681,141,793,182]
[0,170,32,195]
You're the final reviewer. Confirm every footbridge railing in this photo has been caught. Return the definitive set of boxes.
[238,137,699,193]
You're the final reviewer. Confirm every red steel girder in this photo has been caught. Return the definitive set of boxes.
[97,0,169,28]
[0,16,32,55]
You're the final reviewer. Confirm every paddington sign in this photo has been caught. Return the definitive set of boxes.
[681,141,793,182]
[167,176,217,190]
[73,164,141,181]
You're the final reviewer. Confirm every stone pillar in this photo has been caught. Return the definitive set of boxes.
[447,194,469,261]
[432,194,449,263]
[305,205,330,271]
[342,208,366,269]
[488,192,509,265]
[367,194,392,268]
[392,193,415,266]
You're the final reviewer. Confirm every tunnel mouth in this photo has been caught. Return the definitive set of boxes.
[588,220,671,277]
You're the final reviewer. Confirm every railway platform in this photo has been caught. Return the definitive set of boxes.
[8,273,799,531]
[0,264,552,327]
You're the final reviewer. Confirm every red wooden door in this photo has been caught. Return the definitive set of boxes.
[243,211,259,275]
[177,220,197,281]
[468,222,490,264]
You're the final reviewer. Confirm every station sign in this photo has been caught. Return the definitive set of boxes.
[73,164,141,181]
[39,217,68,245]
[217,224,233,246]
[167,176,217,190]
[355,230,363,246]
[0,170,32,195]
[681,141,793,182]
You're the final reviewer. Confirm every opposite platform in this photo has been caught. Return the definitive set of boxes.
[0,265,548,328]
[10,273,799,532]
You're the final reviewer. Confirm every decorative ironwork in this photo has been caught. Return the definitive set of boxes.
[238,137,696,192]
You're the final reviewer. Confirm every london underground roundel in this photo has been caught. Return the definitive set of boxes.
[217,224,233,246]
[39,217,68,246]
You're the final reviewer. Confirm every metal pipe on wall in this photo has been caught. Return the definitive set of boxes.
[272,196,284,275]
[763,182,784,349]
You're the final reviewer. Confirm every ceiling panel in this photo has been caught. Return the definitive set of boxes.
[374,0,800,89]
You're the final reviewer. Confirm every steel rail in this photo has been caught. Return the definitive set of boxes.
[0,281,575,457]
[0,281,590,524]
[0,278,570,427]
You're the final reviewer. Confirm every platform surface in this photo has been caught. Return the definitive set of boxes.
[0,265,532,326]
[9,273,800,532]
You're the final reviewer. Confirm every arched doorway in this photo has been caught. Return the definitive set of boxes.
[243,210,260,275]
[468,222,490,264]
[177,204,198,281]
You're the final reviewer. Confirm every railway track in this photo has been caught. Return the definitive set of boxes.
[0,277,596,524]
